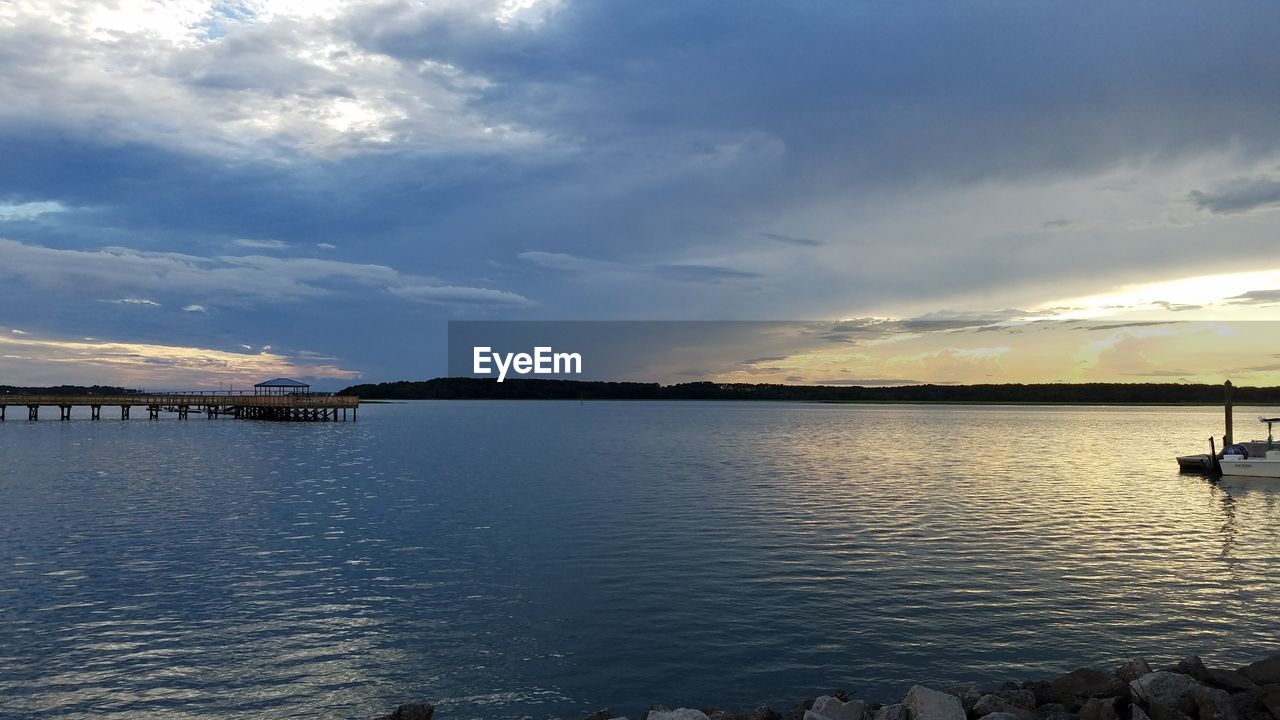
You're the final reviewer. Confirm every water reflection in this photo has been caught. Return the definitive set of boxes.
[2,403,1280,719]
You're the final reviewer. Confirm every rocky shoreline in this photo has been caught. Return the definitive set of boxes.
[374,651,1280,720]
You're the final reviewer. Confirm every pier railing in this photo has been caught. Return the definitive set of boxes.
[0,393,359,422]
[0,394,358,408]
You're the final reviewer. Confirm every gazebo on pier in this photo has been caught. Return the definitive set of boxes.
[254,378,310,397]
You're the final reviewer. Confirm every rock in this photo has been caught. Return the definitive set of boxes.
[1053,669,1126,705]
[972,694,1036,720]
[1241,655,1280,687]
[1119,659,1155,684]
[785,700,817,720]
[943,687,983,714]
[1145,703,1192,720]
[742,708,783,720]
[1206,670,1259,693]
[1131,706,1152,720]
[904,686,966,720]
[807,696,865,720]
[1129,673,1202,716]
[1024,681,1056,706]
[376,703,435,720]
[584,712,616,720]
[1079,697,1121,720]
[1194,686,1239,720]
[707,711,736,720]
[980,713,1026,720]
[1176,657,1211,683]
[1260,687,1280,720]
[648,710,711,720]
[874,703,908,720]
[1041,708,1077,720]
[997,689,1037,710]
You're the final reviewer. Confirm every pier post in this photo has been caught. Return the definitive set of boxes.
[148,405,159,420]
[0,405,5,422]
[121,405,131,420]
[91,405,101,421]
[28,405,38,421]
[178,405,189,420]
[60,405,71,421]
[1224,380,1234,446]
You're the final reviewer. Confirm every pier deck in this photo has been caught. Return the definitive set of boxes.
[0,393,359,421]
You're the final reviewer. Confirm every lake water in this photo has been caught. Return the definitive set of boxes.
[3,401,1279,719]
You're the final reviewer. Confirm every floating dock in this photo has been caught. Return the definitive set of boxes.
[0,393,359,422]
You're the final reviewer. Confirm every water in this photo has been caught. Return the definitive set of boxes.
[2,402,1279,719]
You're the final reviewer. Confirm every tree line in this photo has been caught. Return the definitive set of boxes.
[338,378,1273,404]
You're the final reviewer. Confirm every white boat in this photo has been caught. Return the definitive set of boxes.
[1218,416,1280,478]
[1220,453,1280,477]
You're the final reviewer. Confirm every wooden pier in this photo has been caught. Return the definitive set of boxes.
[0,393,359,422]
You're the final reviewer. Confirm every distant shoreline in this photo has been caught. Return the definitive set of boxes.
[337,378,1268,406]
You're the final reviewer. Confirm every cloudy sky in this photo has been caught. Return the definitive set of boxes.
[2,0,1280,388]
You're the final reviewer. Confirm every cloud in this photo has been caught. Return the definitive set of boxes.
[388,284,532,306]
[183,304,207,313]
[519,250,758,284]
[233,238,291,250]
[1227,289,1280,306]
[0,200,67,221]
[1189,176,1280,215]
[110,297,161,306]
[653,263,761,282]
[741,356,789,365]
[0,237,529,307]
[758,232,823,247]
[0,329,359,386]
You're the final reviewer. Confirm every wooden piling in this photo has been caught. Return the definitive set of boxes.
[1224,380,1234,446]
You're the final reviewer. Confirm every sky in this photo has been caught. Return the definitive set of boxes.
[2,0,1280,389]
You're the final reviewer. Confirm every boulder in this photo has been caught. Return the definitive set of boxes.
[1053,669,1127,705]
[1119,659,1155,684]
[1079,697,1121,720]
[904,686,966,720]
[874,703,908,720]
[1145,703,1192,720]
[944,686,982,713]
[979,713,1025,720]
[1206,670,1259,693]
[1194,686,1239,720]
[1041,708,1077,720]
[997,689,1037,710]
[1176,657,1211,683]
[808,696,865,720]
[1024,681,1056,706]
[707,711,736,720]
[1131,706,1152,720]
[584,712,616,720]
[743,709,783,720]
[1260,687,1280,720]
[376,703,435,720]
[1241,655,1280,687]
[972,694,1036,720]
[648,711,711,720]
[1129,673,1201,716]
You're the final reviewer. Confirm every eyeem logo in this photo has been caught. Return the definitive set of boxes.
[473,346,583,382]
